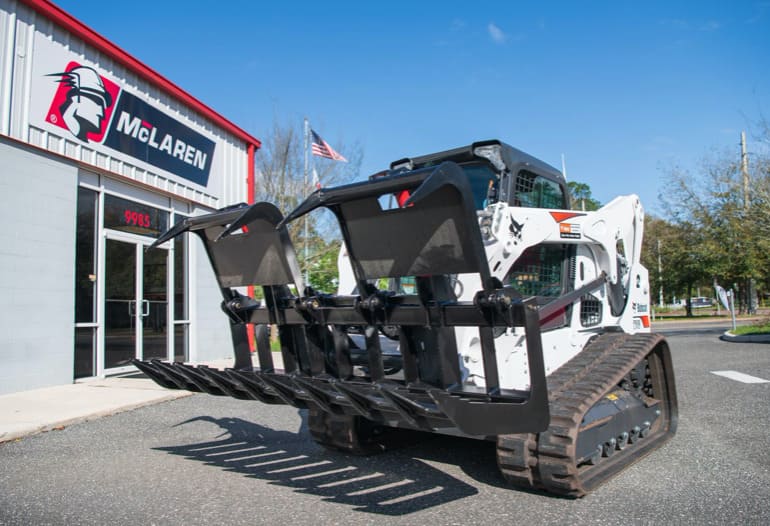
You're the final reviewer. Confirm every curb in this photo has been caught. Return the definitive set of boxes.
[720,331,770,343]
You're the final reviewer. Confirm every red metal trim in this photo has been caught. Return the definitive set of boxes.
[246,143,256,351]
[20,0,261,149]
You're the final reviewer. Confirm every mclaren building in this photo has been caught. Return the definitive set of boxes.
[0,0,261,394]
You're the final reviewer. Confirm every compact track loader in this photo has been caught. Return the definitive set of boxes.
[135,140,677,497]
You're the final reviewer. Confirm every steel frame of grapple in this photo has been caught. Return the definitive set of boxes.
[134,162,553,438]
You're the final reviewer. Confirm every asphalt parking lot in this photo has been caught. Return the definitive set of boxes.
[1,323,769,526]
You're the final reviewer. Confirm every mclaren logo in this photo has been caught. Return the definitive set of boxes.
[47,64,118,142]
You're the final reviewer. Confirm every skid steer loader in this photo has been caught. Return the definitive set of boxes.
[135,140,677,497]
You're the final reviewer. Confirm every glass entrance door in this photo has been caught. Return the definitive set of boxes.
[142,246,169,361]
[104,238,168,369]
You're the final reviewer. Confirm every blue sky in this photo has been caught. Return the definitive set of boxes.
[56,0,770,215]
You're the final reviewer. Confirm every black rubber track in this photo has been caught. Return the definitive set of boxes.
[497,332,678,497]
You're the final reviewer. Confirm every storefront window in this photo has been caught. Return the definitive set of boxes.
[173,213,189,361]
[173,220,187,320]
[75,187,97,323]
[74,187,98,379]
[104,194,168,238]
[74,327,96,379]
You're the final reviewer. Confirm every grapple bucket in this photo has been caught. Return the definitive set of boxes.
[135,162,550,437]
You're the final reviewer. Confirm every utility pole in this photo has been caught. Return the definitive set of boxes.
[741,131,749,212]
[739,131,755,313]
[741,132,749,211]
[657,238,663,307]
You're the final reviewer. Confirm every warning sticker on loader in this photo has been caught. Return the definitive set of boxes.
[559,223,581,239]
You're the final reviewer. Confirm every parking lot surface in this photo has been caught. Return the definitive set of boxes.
[1,326,769,525]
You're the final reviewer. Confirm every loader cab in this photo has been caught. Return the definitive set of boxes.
[390,140,570,211]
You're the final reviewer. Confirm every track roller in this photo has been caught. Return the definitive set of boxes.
[497,332,677,497]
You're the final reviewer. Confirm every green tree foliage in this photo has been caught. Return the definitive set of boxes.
[307,241,341,293]
[567,181,601,211]
[642,216,715,315]
[254,117,364,290]
[656,124,770,313]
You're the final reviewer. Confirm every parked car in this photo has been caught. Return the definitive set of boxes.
[691,296,714,309]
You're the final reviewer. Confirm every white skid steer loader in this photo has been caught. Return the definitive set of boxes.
[135,140,677,497]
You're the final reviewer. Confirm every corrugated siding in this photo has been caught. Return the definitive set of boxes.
[1,0,249,209]
[0,2,16,135]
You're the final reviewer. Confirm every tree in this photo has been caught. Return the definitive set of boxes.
[642,217,675,306]
[642,216,714,315]
[657,125,770,313]
[254,117,364,292]
[567,181,601,211]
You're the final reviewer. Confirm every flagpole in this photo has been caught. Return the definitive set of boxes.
[303,117,309,288]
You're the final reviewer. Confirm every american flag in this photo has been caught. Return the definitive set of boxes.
[311,129,347,162]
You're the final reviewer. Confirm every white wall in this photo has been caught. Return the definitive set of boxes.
[0,139,77,394]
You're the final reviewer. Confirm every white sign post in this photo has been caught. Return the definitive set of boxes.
[728,290,737,332]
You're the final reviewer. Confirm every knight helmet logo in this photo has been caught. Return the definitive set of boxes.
[46,62,119,143]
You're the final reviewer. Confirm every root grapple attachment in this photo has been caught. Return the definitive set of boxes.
[135,162,550,437]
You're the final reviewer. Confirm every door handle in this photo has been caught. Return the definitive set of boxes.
[142,299,150,317]
[128,300,136,316]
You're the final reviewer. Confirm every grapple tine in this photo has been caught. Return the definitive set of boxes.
[291,376,335,413]
[149,361,205,393]
[258,373,308,408]
[131,359,185,390]
[171,363,228,396]
[330,381,375,419]
[225,369,284,405]
[377,387,434,431]
[195,366,252,400]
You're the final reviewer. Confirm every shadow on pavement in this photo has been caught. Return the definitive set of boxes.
[155,412,481,515]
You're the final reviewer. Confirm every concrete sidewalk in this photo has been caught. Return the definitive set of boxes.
[0,377,193,443]
[0,357,274,444]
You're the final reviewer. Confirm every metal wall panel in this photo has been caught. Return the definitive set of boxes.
[0,1,17,135]
[0,139,77,394]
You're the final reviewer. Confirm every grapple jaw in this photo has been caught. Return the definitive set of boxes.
[135,162,550,437]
